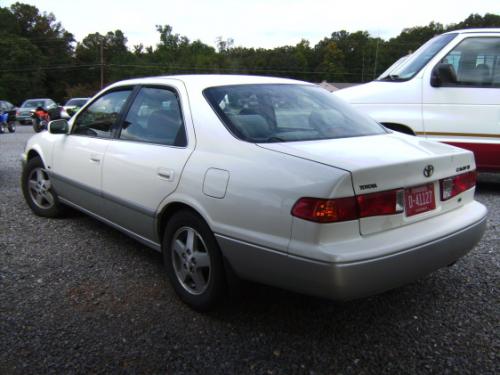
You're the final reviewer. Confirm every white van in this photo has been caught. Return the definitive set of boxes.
[335,29,500,172]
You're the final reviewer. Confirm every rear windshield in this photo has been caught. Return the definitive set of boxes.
[22,100,46,108]
[204,84,386,143]
[65,98,88,107]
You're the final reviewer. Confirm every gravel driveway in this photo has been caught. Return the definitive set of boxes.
[1,126,498,374]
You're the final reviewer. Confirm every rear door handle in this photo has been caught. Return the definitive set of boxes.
[90,153,102,163]
[157,168,174,181]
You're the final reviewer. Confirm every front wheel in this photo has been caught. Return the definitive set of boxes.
[7,121,16,133]
[22,156,66,217]
[0,122,6,133]
[163,210,226,311]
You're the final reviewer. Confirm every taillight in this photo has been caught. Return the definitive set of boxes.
[440,171,476,201]
[291,197,358,223]
[292,189,404,223]
[356,189,404,218]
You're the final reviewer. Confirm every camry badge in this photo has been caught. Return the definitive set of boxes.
[423,165,434,178]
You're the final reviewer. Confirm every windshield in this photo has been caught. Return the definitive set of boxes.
[378,33,457,81]
[22,100,46,108]
[66,98,88,107]
[204,84,387,143]
[377,55,409,79]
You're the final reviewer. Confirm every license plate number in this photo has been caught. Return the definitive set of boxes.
[405,183,435,217]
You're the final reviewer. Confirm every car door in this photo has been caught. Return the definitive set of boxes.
[101,83,195,244]
[422,34,500,171]
[51,88,134,216]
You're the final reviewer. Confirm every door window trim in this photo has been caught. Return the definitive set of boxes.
[70,86,137,139]
[113,84,189,148]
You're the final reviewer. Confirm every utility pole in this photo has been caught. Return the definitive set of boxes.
[100,41,104,89]
[361,51,365,83]
[373,40,379,80]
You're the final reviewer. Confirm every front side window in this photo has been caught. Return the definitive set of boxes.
[119,87,187,146]
[204,84,386,143]
[72,89,132,138]
[439,37,500,87]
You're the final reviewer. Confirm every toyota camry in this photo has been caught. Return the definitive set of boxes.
[21,75,487,310]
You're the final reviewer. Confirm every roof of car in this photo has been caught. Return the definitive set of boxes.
[444,28,500,35]
[108,74,310,90]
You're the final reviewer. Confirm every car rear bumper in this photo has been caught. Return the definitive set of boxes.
[216,202,487,300]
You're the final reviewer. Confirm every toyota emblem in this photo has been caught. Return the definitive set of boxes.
[423,165,434,178]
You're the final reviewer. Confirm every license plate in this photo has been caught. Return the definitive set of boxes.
[405,183,435,217]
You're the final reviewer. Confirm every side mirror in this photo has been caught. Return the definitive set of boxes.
[431,63,457,87]
[48,119,69,134]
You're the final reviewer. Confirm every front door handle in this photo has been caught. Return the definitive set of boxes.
[157,168,174,181]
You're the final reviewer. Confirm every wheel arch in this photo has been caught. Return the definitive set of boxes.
[156,199,214,247]
[26,147,49,168]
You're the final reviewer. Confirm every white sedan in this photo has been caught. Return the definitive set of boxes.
[21,75,487,310]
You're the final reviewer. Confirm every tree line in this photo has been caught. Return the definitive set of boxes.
[1,2,499,104]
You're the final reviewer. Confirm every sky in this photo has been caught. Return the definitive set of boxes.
[2,0,499,49]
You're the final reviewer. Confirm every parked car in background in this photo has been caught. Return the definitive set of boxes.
[17,98,61,125]
[63,97,90,117]
[0,100,17,133]
[335,28,500,172]
[21,75,487,310]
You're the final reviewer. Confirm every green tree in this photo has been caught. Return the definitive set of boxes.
[9,2,74,101]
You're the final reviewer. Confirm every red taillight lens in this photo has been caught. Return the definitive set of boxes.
[356,189,404,218]
[291,197,358,223]
[440,171,476,201]
[292,189,405,223]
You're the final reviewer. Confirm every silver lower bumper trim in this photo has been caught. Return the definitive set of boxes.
[216,215,487,300]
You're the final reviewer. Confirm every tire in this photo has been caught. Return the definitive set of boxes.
[163,210,226,311]
[33,119,42,133]
[21,156,66,218]
[7,121,16,133]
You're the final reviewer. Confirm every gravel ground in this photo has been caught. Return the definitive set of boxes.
[1,126,498,375]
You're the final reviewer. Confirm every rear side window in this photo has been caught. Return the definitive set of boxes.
[439,37,500,87]
[204,84,386,143]
[119,87,187,147]
[72,89,132,138]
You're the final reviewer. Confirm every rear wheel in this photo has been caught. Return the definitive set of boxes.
[0,122,6,133]
[163,210,226,311]
[22,156,65,217]
[33,119,42,133]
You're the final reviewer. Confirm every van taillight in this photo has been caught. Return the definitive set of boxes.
[440,171,476,201]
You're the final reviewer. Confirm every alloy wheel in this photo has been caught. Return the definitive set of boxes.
[28,167,55,209]
[171,226,211,295]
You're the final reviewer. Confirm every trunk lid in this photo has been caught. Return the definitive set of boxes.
[259,133,476,235]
